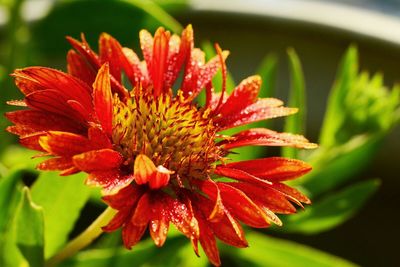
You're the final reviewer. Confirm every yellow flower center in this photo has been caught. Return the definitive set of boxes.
[112,90,222,183]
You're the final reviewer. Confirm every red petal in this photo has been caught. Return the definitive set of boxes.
[163,34,180,89]
[88,127,113,149]
[195,193,247,248]
[67,35,129,98]
[133,154,171,189]
[133,154,157,185]
[214,166,273,187]
[199,50,229,94]
[193,209,221,266]
[222,157,312,182]
[212,210,248,247]
[212,44,228,114]
[194,179,225,222]
[67,100,92,123]
[217,182,270,228]
[139,29,154,71]
[218,75,261,117]
[221,128,318,150]
[216,99,297,130]
[67,49,97,85]
[151,28,170,97]
[60,167,80,176]
[86,170,134,195]
[102,184,144,210]
[99,33,122,82]
[270,182,311,204]
[181,48,205,97]
[73,149,123,172]
[205,82,214,108]
[20,132,46,151]
[232,182,296,214]
[12,67,92,109]
[26,90,87,123]
[148,166,172,190]
[164,25,193,90]
[149,216,169,247]
[122,47,149,87]
[182,49,229,99]
[39,131,93,157]
[66,35,101,69]
[5,110,85,136]
[165,194,199,241]
[6,100,27,106]
[13,72,44,95]
[102,209,131,232]
[93,63,113,136]
[122,222,147,249]
[37,157,74,171]
[209,91,229,111]
[131,192,151,226]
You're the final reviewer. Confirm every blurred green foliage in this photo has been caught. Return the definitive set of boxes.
[31,172,90,258]
[15,187,45,267]
[0,0,399,267]
[282,48,306,159]
[279,46,399,234]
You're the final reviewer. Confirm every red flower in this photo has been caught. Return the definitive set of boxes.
[6,25,317,266]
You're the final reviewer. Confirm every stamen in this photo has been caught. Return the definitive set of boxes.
[112,90,222,187]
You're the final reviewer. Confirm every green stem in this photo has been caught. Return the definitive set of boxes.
[45,207,116,267]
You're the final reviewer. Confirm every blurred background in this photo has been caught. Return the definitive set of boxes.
[0,0,399,266]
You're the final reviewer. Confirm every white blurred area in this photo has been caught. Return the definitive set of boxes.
[190,0,400,46]
[0,0,54,24]
[317,0,400,16]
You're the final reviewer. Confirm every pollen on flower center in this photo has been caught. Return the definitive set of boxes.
[112,90,222,184]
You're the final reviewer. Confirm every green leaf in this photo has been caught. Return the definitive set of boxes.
[61,236,207,267]
[0,168,26,267]
[390,85,400,124]
[1,146,43,171]
[282,179,379,234]
[92,230,122,249]
[296,45,399,195]
[224,232,357,267]
[175,240,208,267]
[319,45,358,148]
[60,239,155,267]
[0,162,8,178]
[297,134,381,196]
[256,53,278,99]
[15,187,44,267]
[282,48,306,159]
[255,53,279,134]
[89,187,105,207]
[0,168,25,234]
[31,171,91,258]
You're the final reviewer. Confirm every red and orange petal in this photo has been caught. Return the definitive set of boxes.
[133,154,173,189]
[102,159,311,266]
[5,25,318,266]
[220,128,318,150]
[93,63,113,136]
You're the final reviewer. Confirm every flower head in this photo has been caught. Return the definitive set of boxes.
[6,25,317,266]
